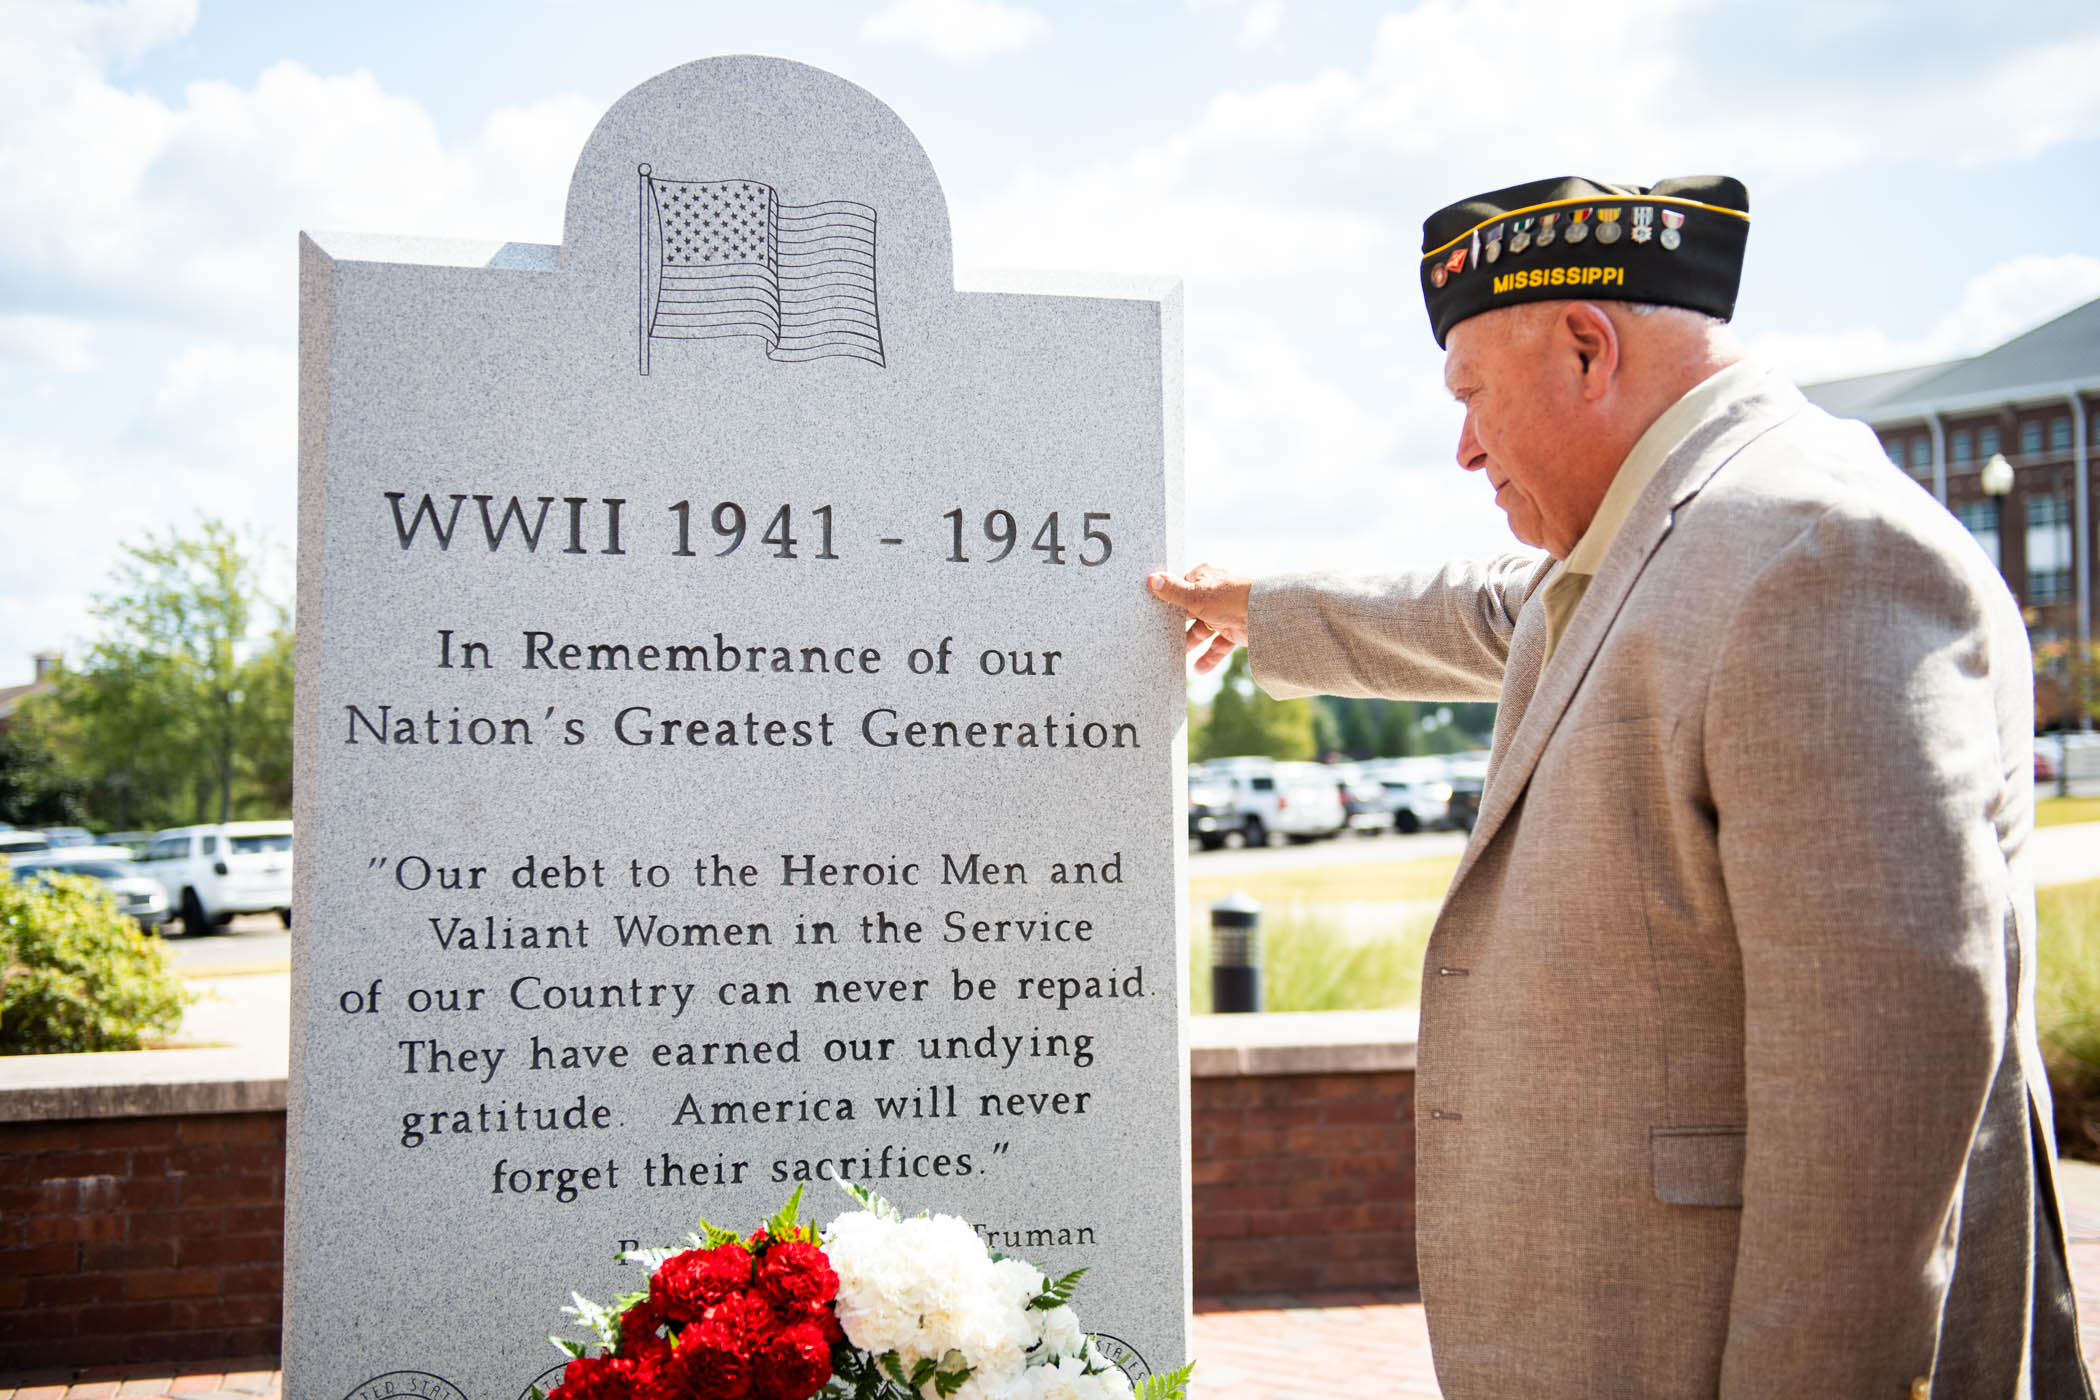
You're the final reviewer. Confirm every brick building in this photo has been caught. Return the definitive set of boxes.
[1803,296,2100,726]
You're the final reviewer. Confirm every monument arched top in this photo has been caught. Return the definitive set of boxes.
[560,55,955,301]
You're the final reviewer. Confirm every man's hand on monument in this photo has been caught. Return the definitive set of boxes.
[1148,564,1252,675]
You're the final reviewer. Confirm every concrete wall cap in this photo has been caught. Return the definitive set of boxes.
[1188,1009,1419,1078]
[0,1043,289,1121]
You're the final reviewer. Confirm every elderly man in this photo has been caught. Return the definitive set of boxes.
[1151,176,2091,1397]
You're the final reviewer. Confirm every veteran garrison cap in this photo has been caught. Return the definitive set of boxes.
[1419,174,1749,347]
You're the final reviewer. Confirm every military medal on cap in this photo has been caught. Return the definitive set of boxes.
[1659,207,1684,250]
[1417,174,1749,348]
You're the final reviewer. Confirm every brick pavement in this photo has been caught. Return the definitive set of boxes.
[9,1161,2100,1400]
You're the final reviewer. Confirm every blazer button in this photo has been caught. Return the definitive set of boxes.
[1910,1377,1930,1400]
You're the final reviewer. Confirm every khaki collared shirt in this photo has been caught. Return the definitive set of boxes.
[1540,360,1763,659]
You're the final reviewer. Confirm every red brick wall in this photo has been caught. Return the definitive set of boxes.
[1190,1068,1417,1297]
[0,1068,1413,1369]
[0,1113,284,1370]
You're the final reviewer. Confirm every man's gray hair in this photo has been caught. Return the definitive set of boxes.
[1619,301,1726,328]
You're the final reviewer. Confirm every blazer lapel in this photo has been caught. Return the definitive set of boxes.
[1445,374,1809,897]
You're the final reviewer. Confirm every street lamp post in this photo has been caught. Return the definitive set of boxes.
[1986,453,2060,794]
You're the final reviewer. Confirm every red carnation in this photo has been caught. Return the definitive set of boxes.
[546,1352,616,1400]
[755,1242,839,1321]
[620,1294,666,1349]
[616,1339,682,1400]
[676,1313,755,1400]
[653,1242,754,1323]
[752,1320,835,1400]
[709,1290,778,1346]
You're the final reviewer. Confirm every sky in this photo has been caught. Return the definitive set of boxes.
[6,0,2100,687]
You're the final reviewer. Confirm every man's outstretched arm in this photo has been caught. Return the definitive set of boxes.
[1149,554,1550,701]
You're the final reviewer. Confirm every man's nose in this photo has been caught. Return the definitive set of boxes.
[1456,416,1485,472]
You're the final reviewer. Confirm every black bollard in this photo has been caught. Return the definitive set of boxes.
[1210,893,1263,1014]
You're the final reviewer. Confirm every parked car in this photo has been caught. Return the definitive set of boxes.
[1362,757,1455,834]
[7,847,172,930]
[0,831,52,858]
[1188,774,1245,850]
[1197,757,1347,845]
[101,831,153,857]
[2038,732,2100,789]
[1327,762,1396,837]
[138,821,293,932]
[40,826,97,847]
[1440,753,1491,833]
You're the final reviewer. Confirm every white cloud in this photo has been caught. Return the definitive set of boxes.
[1752,254,2100,384]
[0,337,300,671]
[860,0,1049,62]
[0,315,96,372]
[1240,0,1283,46]
[0,5,604,674]
[0,41,602,334]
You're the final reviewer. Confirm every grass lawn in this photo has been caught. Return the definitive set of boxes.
[2041,877,2100,1158]
[2038,796,2100,828]
[1187,853,1460,909]
[1181,852,2100,1138]
[1185,851,1457,1014]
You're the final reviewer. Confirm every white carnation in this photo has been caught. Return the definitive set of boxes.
[1022,1355,1134,1400]
[1037,1304,1084,1358]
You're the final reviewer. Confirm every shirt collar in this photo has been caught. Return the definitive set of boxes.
[1560,358,1765,577]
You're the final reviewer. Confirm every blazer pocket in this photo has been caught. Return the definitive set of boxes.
[1651,1125,1745,1207]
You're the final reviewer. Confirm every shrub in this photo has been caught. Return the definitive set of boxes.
[0,873,189,1054]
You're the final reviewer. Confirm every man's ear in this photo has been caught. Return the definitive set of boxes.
[1563,303,1619,399]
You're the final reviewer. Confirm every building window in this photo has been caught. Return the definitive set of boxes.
[2024,421,2046,456]
[1956,500,2000,570]
[1910,437,1932,471]
[2028,493,2074,603]
[2052,416,2074,453]
[1952,429,1973,464]
[1981,425,2001,457]
[1884,438,1904,467]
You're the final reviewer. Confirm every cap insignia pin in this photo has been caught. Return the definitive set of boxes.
[1432,263,1449,288]
[1565,208,1591,244]
[1484,221,1506,263]
[1631,206,1654,244]
[1509,216,1533,255]
[1595,206,1623,244]
[1537,211,1559,247]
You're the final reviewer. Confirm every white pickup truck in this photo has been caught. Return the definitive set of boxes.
[1194,757,1346,846]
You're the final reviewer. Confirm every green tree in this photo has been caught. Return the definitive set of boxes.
[1377,701,1419,757]
[47,520,292,829]
[0,704,88,828]
[1314,696,1386,759]
[1196,651,1319,761]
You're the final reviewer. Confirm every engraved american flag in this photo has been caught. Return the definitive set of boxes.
[637,169,885,372]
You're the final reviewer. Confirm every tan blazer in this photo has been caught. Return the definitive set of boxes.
[1250,369,2091,1398]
